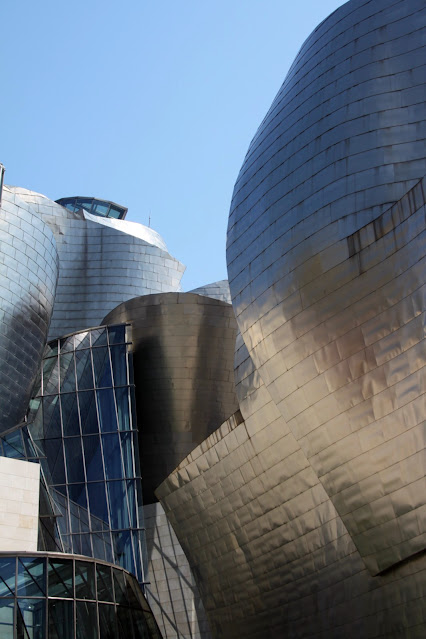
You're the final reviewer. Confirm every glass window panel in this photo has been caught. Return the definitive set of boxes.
[3,429,24,458]
[117,606,134,639]
[131,531,144,584]
[48,560,73,598]
[27,397,41,424]
[123,574,139,609]
[131,610,149,638]
[44,439,66,485]
[126,481,137,529]
[102,434,123,480]
[76,601,98,639]
[115,388,130,432]
[22,428,38,459]
[120,434,134,478]
[42,395,62,440]
[112,531,135,576]
[107,481,129,529]
[91,201,109,216]
[75,562,95,600]
[48,599,73,639]
[87,483,109,530]
[92,348,112,388]
[0,600,14,639]
[112,570,127,605]
[72,534,92,558]
[110,345,127,387]
[60,336,74,353]
[68,483,88,510]
[0,558,15,597]
[60,393,80,436]
[44,341,59,358]
[96,390,118,433]
[83,436,104,482]
[96,565,113,603]
[74,332,91,351]
[17,558,46,597]
[98,603,117,639]
[90,329,107,348]
[17,599,45,639]
[60,353,76,394]
[64,437,85,484]
[108,206,122,219]
[75,349,94,390]
[75,198,92,211]
[108,326,125,345]
[78,391,99,435]
[43,357,59,395]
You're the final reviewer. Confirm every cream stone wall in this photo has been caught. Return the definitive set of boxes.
[0,457,40,552]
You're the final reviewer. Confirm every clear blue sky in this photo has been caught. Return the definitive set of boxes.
[2,0,345,290]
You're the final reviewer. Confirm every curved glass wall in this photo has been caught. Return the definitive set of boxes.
[55,197,127,220]
[19,325,146,584]
[0,553,161,639]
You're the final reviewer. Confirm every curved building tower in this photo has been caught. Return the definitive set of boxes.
[0,187,58,432]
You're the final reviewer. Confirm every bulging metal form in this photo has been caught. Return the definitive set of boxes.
[103,293,239,503]
[0,187,58,433]
[9,187,185,340]
[189,280,232,304]
[227,0,426,575]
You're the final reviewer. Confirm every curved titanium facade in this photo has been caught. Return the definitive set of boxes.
[0,552,162,638]
[103,293,239,503]
[189,280,232,304]
[9,187,185,340]
[227,0,426,575]
[25,325,147,584]
[0,187,58,433]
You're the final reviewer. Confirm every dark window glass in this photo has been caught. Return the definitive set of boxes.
[110,345,127,387]
[132,609,149,638]
[124,573,140,609]
[2,429,24,458]
[61,393,80,436]
[98,603,117,639]
[96,390,118,433]
[48,599,74,639]
[17,557,46,597]
[75,349,94,390]
[91,201,109,217]
[107,482,129,529]
[72,534,92,558]
[115,388,130,432]
[0,557,15,597]
[43,357,59,395]
[68,483,88,510]
[108,326,125,345]
[83,436,104,482]
[75,562,95,600]
[78,391,99,435]
[92,348,112,388]
[64,437,85,484]
[108,206,123,219]
[43,439,66,484]
[76,601,98,639]
[60,352,76,393]
[17,599,45,639]
[0,600,14,639]
[112,569,127,605]
[90,329,107,348]
[117,606,134,639]
[126,480,137,528]
[42,395,62,440]
[102,434,123,480]
[87,483,109,530]
[96,565,113,603]
[121,434,134,478]
[112,532,135,576]
[48,560,73,598]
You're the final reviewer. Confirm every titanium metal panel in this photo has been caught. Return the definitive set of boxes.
[227,0,426,574]
[189,280,232,304]
[103,293,239,503]
[0,187,58,433]
[9,187,185,340]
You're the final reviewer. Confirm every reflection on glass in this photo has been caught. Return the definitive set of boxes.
[107,482,129,530]
[75,562,95,600]
[102,434,123,480]
[17,558,45,597]
[110,345,127,387]
[17,599,45,639]
[60,394,80,436]
[84,438,104,483]
[48,599,73,639]
[93,348,112,388]
[96,566,113,603]
[64,437,84,484]
[75,350,94,390]
[115,388,130,431]
[0,558,15,597]
[48,560,73,598]
[0,600,14,639]
[76,601,98,639]
[96,390,118,433]
[98,603,117,639]
[108,326,125,345]
[78,391,98,435]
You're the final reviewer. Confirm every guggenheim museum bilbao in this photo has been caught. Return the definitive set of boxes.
[0,0,424,637]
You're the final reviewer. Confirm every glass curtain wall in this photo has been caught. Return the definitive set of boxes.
[0,553,161,639]
[20,325,146,585]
